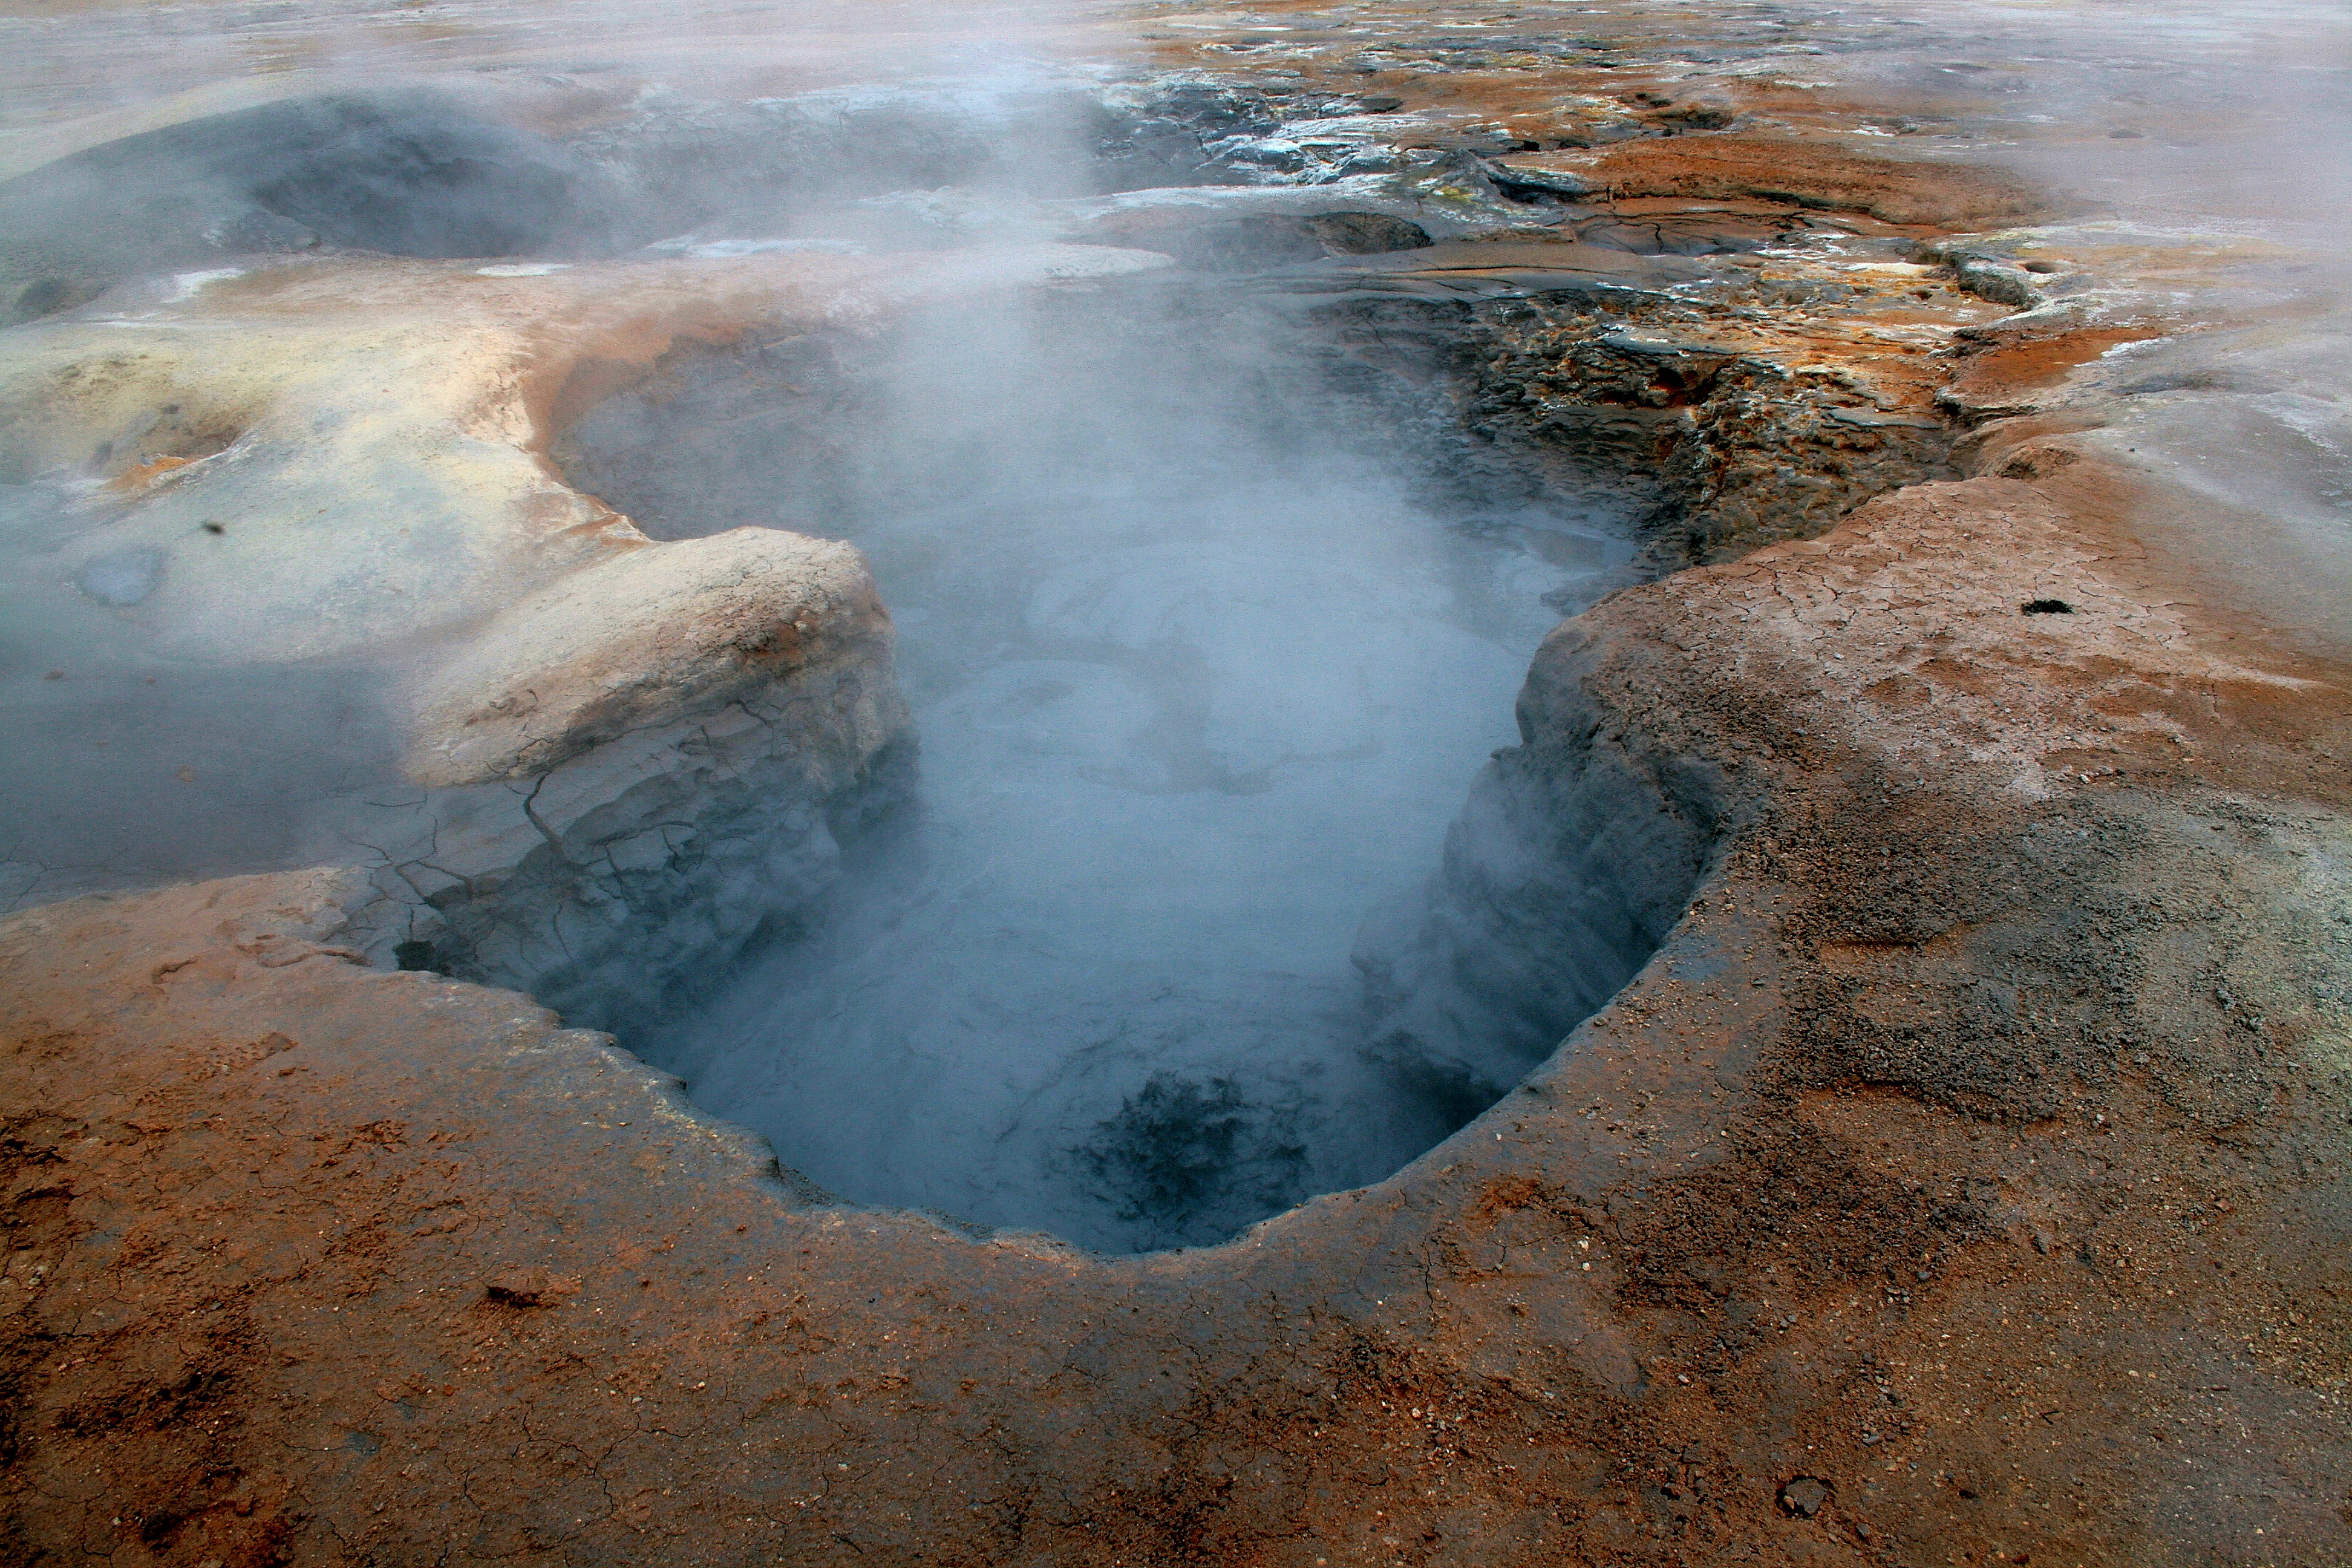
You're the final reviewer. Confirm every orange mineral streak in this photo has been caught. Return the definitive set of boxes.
[102,452,195,491]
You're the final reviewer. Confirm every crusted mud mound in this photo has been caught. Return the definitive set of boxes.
[2,1,2350,1564]
[0,93,614,324]
[0,243,1168,1032]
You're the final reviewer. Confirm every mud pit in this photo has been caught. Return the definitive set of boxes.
[3,2,2351,1566]
[555,283,1653,1252]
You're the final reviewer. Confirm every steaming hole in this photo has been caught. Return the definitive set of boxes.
[4,83,1698,1253]
[4,79,1315,325]
[553,277,1665,1254]
[0,95,609,325]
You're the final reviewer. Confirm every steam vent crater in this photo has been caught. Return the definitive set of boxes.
[549,276,1681,1252]
[3,78,1743,1254]
[5,4,2350,1563]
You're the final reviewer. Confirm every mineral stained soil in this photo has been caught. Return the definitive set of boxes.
[2,2,2350,1566]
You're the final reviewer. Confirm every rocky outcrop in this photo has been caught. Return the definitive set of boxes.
[1269,223,1965,563]
[365,640,909,1042]
[1460,309,1956,561]
[0,89,618,325]
[0,241,1168,1023]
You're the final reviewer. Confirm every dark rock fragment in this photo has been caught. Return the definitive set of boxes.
[1,92,615,324]
[483,1268,578,1307]
[1780,1475,1830,1517]
[1305,211,1431,255]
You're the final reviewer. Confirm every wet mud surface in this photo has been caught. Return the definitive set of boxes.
[2,1,2350,1564]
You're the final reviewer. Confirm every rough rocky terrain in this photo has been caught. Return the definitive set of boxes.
[2,1,2347,1564]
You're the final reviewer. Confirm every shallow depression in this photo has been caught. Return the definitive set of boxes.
[564,276,1639,1253]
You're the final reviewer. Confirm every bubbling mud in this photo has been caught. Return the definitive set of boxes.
[561,279,1653,1252]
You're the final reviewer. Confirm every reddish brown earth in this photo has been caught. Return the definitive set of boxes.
[1494,137,2051,229]
[5,7,2351,1567]
[7,407,2348,1566]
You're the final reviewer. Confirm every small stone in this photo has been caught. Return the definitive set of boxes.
[484,1267,579,1307]
[77,546,166,606]
[1781,1476,1829,1518]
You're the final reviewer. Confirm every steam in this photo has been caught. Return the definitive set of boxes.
[0,5,1648,1251]
[566,270,1632,1252]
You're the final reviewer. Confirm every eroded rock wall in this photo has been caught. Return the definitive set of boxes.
[1463,306,1956,562]
[359,645,910,1042]
[1355,619,1728,1114]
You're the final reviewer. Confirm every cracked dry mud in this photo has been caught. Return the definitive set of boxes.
[4,2,2350,1565]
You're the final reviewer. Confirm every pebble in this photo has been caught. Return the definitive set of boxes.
[1781,1476,1831,1517]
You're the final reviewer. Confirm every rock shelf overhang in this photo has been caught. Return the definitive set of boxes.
[3,8,2350,1567]
[2,243,1169,1027]
[1,241,1165,762]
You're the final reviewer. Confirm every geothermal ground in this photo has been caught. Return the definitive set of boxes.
[2,1,2349,1564]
